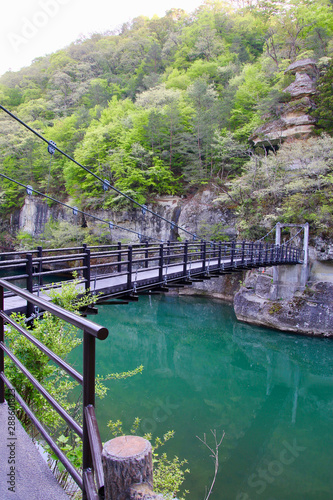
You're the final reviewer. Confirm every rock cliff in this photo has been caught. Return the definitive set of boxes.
[16,188,237,244]
[250,59,318,147]
[234,272,333,337]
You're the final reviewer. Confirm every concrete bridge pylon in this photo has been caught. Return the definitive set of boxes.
[272,222,310,300]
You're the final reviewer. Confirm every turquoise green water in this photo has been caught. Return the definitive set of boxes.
[73,294,333,500]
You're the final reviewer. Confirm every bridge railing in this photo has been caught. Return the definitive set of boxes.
[0,278,108,499]
[0,241,304,302]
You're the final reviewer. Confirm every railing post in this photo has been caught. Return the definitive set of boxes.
[145,241,149,269]
[250,242,254,263]
[270,244,274,263]
[230,241,235,266]
[37,246,43,288]
[277,245,281,263]
[264,243,268,264]
[83,246,91,293]
[26,253,34,318]
[218,241,222,270]
[83,330,96,499]
[117,242,122,273]
[303,222,309,265]
[258,243,262,265]
[167,240,171,266]
[183,241,188,278]
[202,240,206,273]
[159,244,164,282]
[127,246,132,290]
[241,241,245,265]
[0,285,4,403]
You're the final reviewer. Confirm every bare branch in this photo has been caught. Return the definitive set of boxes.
[197,429,225,500]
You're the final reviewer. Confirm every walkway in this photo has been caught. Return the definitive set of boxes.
[0,402,68,499]
[3,244,302,314]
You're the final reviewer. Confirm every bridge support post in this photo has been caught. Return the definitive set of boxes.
[231,241,235,267]
[0,285,4,403]
[26,253,34,319]
[259,242,263,266]
[145,241,149,269]
[37,246,43,288]
[202,241,206,273]
[118,242,122,273]
[166,240,171,266]
[127,246,133,290]
[83,245,91,292]
[159,244,164,283]
[272,223,310,300]
[275,222,281,246]
[241,241,245,265]
[183,241,188,278]
[303,222,309,265]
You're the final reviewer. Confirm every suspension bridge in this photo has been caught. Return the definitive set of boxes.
[0,104,308,499]
[1,238,304,316]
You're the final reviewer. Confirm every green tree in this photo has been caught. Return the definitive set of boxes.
[186,78,220,181]
[312,59,333,135]
[4,278,96,431]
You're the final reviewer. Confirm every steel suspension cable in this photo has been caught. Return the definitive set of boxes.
[0,105,200,241]
[256,224,277,242]
[283,226,304,245]
[0,173,162,242]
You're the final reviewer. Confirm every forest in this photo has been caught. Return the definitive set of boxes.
[0,0,333,242]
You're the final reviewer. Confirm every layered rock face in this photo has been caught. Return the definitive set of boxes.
[234,268,333,337]
[16,188,237,243]
[250,59,318,147]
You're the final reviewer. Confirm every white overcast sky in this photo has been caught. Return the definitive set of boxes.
[1,0,204,77]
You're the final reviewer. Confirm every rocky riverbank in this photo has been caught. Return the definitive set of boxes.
[233,269,333,337]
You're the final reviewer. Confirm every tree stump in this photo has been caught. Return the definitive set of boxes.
[102,435,153,500]
[129,483,165,499]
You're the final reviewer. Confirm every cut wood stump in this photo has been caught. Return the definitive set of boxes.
[102,435,153,500]
[129,483,165,499]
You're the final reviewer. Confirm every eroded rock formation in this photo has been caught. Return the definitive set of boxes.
[250,59,318,147]
[234,274,333,337]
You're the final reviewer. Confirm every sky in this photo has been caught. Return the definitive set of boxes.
[1,0,205,77]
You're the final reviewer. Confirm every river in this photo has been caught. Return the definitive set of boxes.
[72,294,333,500]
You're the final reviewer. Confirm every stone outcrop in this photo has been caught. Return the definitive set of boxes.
[16,187,237,243]
[178,272,244,303]
[250,59,318,147]
[234,269,333,337]
[312,236,333,261]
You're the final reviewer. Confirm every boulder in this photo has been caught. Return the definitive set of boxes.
[234,278,333,337]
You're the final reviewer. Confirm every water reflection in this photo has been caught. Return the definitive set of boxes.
[78,294,333,500]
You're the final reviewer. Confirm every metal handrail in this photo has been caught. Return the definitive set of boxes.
[0,241,304,300]
[0,279,109,499]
